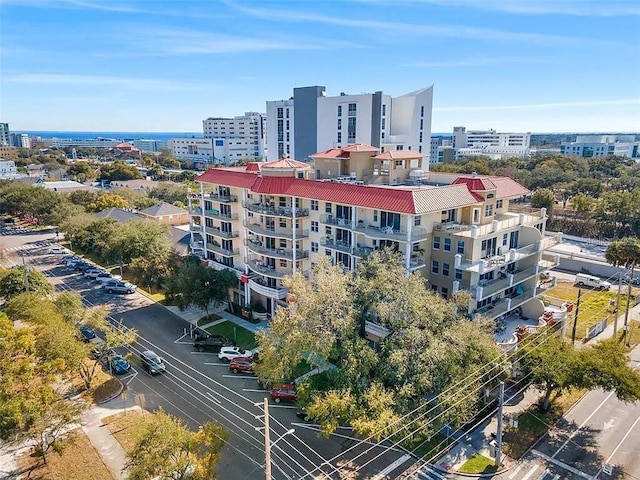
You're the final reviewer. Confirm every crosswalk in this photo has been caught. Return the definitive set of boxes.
[0,227,36,235]
[3,240,54,252]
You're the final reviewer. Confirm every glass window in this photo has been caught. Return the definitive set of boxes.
[431,260,439,274]
[311,221,318,232]
[441,287,448,299]
[337,105,342,117]
[373,210,378,222]
[382,104,386,116]
[433,236,440,249]
[444,238,451,252]
[414,216,421,226]
[325,226,332,236]
[442,263,450,276]
[325,202,332,213]
[420,105,424,117]
[496,199,503,209]
[455,269,462,280]
[348,103,356,114]
[311,242,318,252]
[311,200,318,211]
[430,284,438,292]
[337,119,342,130]
[457,240,465,254]
[502,233,508,246]
[485,204,493,217]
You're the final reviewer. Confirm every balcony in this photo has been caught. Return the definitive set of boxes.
[190,241,204,251]
[205,193,237,203]
[204,225,239,239]
[248,278,288,300]
[244,240,309,260]
[207,244,240,257]
[205,258,243,275]
[321,239,353,254]
[540,232,562,251]
[243,221,309,239]
[243,201,310,218]
[475,287,536,320]
[365,320,391,340]
[189,207,202,216]
[319,214,354,229]
[354,223,427,242]
[189,223,202,232]
[539,252,560,270]
[432,210,546,239]
[245,258,293,278]
[204,209,238,221]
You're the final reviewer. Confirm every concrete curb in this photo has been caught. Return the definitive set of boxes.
[96,376,125,405]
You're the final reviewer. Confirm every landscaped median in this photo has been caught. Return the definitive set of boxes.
[205,319,257,350]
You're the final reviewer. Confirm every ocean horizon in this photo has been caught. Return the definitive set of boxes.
[21,131,204,142]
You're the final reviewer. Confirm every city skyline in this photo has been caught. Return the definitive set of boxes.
[1,0,639,134]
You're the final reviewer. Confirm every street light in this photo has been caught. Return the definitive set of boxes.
[271,428,295,449]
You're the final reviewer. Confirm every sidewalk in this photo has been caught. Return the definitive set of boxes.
[163,302,269,333]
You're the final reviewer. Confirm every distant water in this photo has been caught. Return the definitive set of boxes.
[22,131,203,141]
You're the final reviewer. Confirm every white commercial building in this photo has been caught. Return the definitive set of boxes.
[453,127,531,159]
[203,112,266,164]
[0,159,26,179]
[170,138,214,165]
[266,85,433,167]
[51,137,122,148]
[133,139,164,153]
[560,135,639,158]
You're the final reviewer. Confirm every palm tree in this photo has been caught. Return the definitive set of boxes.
[606,237,640,341]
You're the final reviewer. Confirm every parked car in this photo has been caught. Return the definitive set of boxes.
[78,325,97,342]
[84,268,106,279]
[106,355,131,375]
[140,350,165,375]
[61,255,80,264]
[193,334,232,352]
[48,246,67,254]
[575,273,611,290]
[95,272,122,283]
[270,384,298,403]
[74,262,94,273]
[218,346,252,362]
[105,281,137,294]
[229,357,254,374]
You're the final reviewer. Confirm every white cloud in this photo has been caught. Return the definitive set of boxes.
[4,73,204,91]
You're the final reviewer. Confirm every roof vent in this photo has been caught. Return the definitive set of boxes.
[472,171,477,177]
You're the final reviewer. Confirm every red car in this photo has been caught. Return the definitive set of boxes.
[270,383,298,403]
[229,357,254,374]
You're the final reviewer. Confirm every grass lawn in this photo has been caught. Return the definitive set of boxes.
[542,282,639,341]
[103,409,154,455]
[617,320,640,347]
[404,432,448,460]
[458,454,499,474]
[206,320,257,349]
[198,313,221,326]
[18,428,114,480]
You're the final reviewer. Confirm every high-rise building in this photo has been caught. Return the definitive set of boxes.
[266,86,433,166]
[0,123,10,146]
[187,143,561,338]
[560,135,639,158]
[202,112,267,163]
[453,127,531,159]
[9,133,30,148]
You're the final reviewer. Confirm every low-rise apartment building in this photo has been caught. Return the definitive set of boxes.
[188,145,560,337]
[560,134,639,158]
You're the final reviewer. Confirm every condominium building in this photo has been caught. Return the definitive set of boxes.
[266,86,433,165]
[203,112,266,163]
[560,135,639,158]
[453,127,531,159]
[430,136,452,164]
[188,145,560,338]
[0,123,10,147]
[9,133,30,148]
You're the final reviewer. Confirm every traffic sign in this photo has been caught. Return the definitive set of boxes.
[603,463,613,476]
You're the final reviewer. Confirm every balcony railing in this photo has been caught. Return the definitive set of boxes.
[432,211,546,238]
[244,240,309,259]
[248,278,288,300]
[206,193,238,203]
[189,224,202,232]
[190,241,204,251]
[319,214,354,229]
[475,288,536,320]
[245,258,293,278]
[189,207,202,216]
[243,202,309,218]
[321,239,353,254]
[204,209,238,221]
[207,245,240,257]
[540,232,562,251]
[204,226,239,239]
[354,224,427,242]
[243,221,309,239]
[205,258,244,275]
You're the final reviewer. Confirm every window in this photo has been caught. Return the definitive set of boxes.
[277,107,283,119]
[431,284,438,292]
[381,118,385,130]
[337,105,342,117]
[485,204,493,217]
[325,249,332,257]
[373,210,378,222]
[473,209,480,223]
[419,132,423,143]
[279,239,286,248]
[325,226,332,236]
[502,233,508,246]
[496,199,503,209]
[433,236,440,249]
[442,263,450,276]
[457,240,465,254]
[311,242,318,252]
[432,260,439,274]
[337,132,342,143]
[337,119,342,130]
[311,221,318,232]
[444,238,451,252]
[286,108,290,118]
[455,269,462,280]
[441,287,448,299]
[311,200,318,211]
[414,216,421,226]
[348,103,356,115]
[420,119,424,130]
[420,105,424,117]
[279,218,286,228]
[325,202,332,213]
[382,104,386,116]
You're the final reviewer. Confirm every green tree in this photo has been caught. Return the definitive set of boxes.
[0,266,53,299]
[149,182,189,205]
[606,237,640,335]
[531,188,556,213]
[571,193,593,213]
[99,161,143,181]
[108,220,170,265]
[88,192,129,212]
[125,410,227,480]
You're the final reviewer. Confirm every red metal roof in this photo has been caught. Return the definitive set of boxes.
[452,176,497,191]
[311,148,350,159]
[489,176,530,198]
[196,168,258,188]
[342,143,378,152]
[245,162,261,172]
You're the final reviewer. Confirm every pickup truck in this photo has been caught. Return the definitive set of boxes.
[193,334,232,352]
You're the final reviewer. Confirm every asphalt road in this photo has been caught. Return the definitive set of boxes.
[1,228,413,480]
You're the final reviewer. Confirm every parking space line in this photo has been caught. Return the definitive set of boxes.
[269,405,297,409]
[205,392,221,405]
[190,351,211,354]
[521,465,539,480]
[243,388,267,393]
[174,333,190,344]
[203,362,227,366]
[222,374,255,379]
[508,465,523,480]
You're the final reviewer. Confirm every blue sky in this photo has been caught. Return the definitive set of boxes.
[1,0,639,133]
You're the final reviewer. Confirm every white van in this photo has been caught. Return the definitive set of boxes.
[575,273,611,290]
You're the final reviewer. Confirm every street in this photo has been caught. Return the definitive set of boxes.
[1,228,413,480]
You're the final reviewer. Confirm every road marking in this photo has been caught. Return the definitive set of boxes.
[508,465,523,480]
[521,465,539,480]
[189,351,211,354]
[222,374,255,379]
[603,419,615,430]
[173,333,190,343]
[122,371,139,385]
[552,390,615,458]
[370,454,411,480]
[594,412,640,479]
[243,388,267,393]
[418,465,443,479]
[551,475,560,480]
[203,362,227,366]
[532,449,592,479]
[537,469,549,480]
[269,404,297,409]
[204,392,221,405]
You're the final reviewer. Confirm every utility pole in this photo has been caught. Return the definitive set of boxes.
[572,288,582,345]
[263,398,271,480]
[623,266,634,344]
[21,254,29,293]
[614,268,623,337]
[495,381,504,468]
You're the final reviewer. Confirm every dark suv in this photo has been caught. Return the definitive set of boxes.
[193,334,231,352]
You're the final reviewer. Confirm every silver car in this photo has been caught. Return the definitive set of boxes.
[104,281,137,294]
